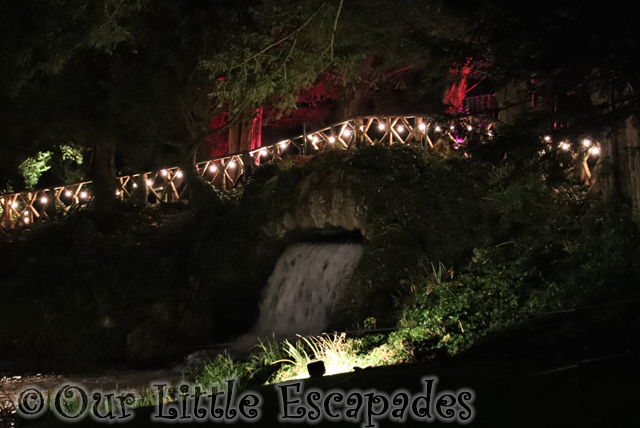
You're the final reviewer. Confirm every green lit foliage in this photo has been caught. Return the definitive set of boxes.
[394,249,552,355]
[60,144,83,164]
[50,144,85,185]
[195,333,407,388]
[15,144,84,190]
[197,353,258,390]
[18,151,52,189]
[391,173,640,358]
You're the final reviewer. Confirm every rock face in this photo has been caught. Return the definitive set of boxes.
[264,171,365,238]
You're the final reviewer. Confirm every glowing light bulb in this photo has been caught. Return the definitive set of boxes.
[590,146,600,155]
[210,165,217,172]
[418,123,427,131]
[450,125,455,130]
[487,131,493,137]
[146,180,153,187]
[561,142,570,151]
[229,160,236,168]
[40,197,48,204]
[161,169,168,177]
[65,190,72,197]
[176,171,183,178]
[544,135,552,142]
[260,149,268,157]
[342,129,351,137]
[23,217,30,224]
[467,125,473,131]
[11,202,18,209]
[307,135,314,141]
[329,136,336,143]
[313,136,319,143]
[359,126,364,131]
[582,139,591,147]
[435,126,442,132]
[378,123,385,131]
[279,141,287,149]
[397,125,405,133]
[132,183,138,188]
[79,191,87,199]
[116,190,121,196]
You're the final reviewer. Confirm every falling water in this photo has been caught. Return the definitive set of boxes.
[254,242,363,339]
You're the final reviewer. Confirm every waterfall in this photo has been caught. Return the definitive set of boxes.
[254,242,363,339]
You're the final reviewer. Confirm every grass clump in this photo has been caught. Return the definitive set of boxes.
[194,333,409,388]
[196,352,258,389]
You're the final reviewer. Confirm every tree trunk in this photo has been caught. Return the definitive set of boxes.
[228,123,241,154]
[239,118,252,153]
[228,111,255,155]
[613,115,640,217]
[443,59,473,114]
[590,85,640,220]
[592,80,640,222]
[342,83,368,120]
[180,142,201,194]
[496,81,530,124]
[339,55,374,120]
[180,139,220,206]
[626,116,640,218]
[91,138,117,210]
[601,128,624,200]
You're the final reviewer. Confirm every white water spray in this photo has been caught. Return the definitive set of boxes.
[254,242,363,339]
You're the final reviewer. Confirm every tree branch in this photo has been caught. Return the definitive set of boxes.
[230,3,327,72]
[327,0,344,63]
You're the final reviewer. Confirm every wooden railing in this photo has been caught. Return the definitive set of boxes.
[463,94,499,119]
[1,114,493,230]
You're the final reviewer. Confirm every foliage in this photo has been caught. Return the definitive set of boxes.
[271,334,362,382]
[1,1,244,199]
[201,0,350,121]
[470,0,640,122]
[334,144,491,326]
[60,144,83,164]
[391,173,640,358]
[197,353,258,390]
[16,144,86,190]
[394,247,550,355]
[0,0,144,95]
[195,333,407,388]
[18,151,52,189]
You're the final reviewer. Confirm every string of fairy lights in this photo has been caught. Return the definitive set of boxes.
[546,135,601,156]
[0,116,602,229]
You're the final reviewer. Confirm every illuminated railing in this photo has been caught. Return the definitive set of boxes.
[0,114,495,230]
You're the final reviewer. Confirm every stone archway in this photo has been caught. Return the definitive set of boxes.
[263,171,366,239]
